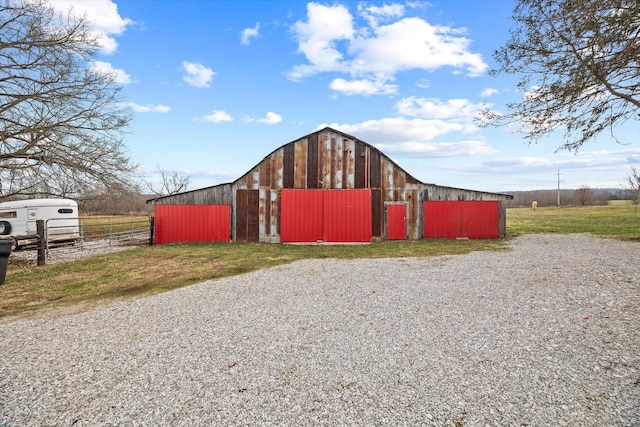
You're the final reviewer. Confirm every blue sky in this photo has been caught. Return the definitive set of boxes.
[52,0,639,193]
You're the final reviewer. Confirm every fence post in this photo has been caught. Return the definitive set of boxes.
[149,216,155,245]
[36,219,46,266]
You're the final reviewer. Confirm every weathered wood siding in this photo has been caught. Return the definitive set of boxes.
[150,184,233,205]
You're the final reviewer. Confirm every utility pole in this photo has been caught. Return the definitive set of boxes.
[557,169,562,207]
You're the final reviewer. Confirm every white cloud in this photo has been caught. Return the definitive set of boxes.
[257,112,283,125]
[203,110,233,123]
[320,117,477,144]
[241,23,260,45]
[288,3,488,88]
[395,97,484,121]
[118,102,170,113]
[375,140,497,157]
[329,77,397,95]
[481,88,499,98]
[288,3,355,80]
[90,61,131,84]
[48,0,133,54]
[358,3,405,27]
[182,61,215,88]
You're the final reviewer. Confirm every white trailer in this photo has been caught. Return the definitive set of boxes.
[0,198,80,249]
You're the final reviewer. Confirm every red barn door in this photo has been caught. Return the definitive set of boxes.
[280,189,371,243]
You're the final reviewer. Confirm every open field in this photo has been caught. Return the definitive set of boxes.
[508,204,640,240]
[1,204,638,319]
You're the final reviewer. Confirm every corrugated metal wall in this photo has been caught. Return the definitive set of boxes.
[154,205,230,243]
[423,201,499,239]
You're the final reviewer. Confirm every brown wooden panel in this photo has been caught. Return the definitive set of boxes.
[371,188,382,238]
[370,149,381,188]
[307,133,318,189]
[235,190,248,242]
[283,143,295,189]
[247,189,260,242]
[354,141,366,188]
[294,139,307,188]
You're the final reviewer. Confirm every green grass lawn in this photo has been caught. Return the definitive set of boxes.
[1,204,638,319]
[507,204,640,240]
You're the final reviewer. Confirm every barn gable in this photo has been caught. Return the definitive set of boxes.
[148,127,512,243]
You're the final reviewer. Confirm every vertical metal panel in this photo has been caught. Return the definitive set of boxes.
[247,189,260,241]
[280,189,323,242]
[354,141,366,188]
[294,138,307,189]
[371,188,383,239]
[323,189,372,242]
[370,148,381,188]
[270,189,279,242]
[154,205,230,244]
[331,135,343,189]
[307,133,319,189]
[423,201,499,239]
[343,138,355,189]
[259,188,271,242]
[320,134,331,189]
[270,148,284,190]
[386,203,407,240]
[235,190,248,242]
[260,155,271,187]
[283,143,295,189]
[461,201,499,238]
[423,201,460,238]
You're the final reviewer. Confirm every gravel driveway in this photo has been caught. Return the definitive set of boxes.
[0,234,638,426]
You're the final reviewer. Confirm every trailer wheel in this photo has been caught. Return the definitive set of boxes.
[0,221,11,235]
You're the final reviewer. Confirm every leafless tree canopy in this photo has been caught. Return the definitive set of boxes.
[0,0,136,200]
[481,0,640,151]
[146,166,190,197]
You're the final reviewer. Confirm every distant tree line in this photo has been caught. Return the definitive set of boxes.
[505,187,624,208]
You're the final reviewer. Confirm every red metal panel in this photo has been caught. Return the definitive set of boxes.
[387,204,407,240]
[280,189,323,242]
[461,201,499,238]
[423,201,499,239]
[323,189,372,242]
[424,201,460,238]
[154,205,230,244]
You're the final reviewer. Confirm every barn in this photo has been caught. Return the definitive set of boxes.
[148,127,513,244]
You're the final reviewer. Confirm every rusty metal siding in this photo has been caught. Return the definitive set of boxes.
[150,184,233,205]
[354,141,366,188]
[307,133,319,189]
[283,143,295,189]
[343,138,355,189]
[294,138,307,189]
[369,147,381,188]
[371,188,383,239]
[235,189,260,242]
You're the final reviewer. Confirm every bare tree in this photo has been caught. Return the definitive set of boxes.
[480,0,640,151]
[146,166,190,197]
[628,166,640,208]
[0,0,136,200]
[574,186,595,206]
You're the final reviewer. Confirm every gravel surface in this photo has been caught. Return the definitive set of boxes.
[0,234,639,426]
